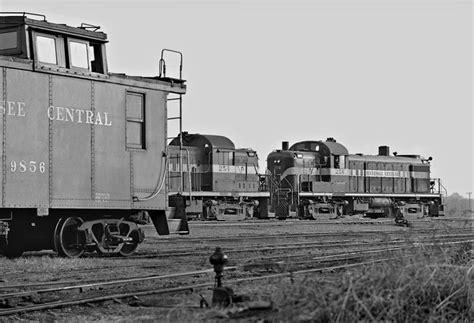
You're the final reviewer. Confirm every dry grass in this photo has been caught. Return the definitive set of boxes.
[270,242,472,322]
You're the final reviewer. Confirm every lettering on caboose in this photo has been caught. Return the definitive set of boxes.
[47,106,112,126]
[0,101,26,117]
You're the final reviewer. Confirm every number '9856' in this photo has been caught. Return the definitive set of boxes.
[10,160,46,173]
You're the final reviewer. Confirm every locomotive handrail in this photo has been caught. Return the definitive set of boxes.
[429,178,446,196]
[282,178,295,206]
[0,12,46,21]
[181,147,193,202]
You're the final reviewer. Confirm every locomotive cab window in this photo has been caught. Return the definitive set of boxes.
[334,155,340,168]
[217,151,233,166]
[126,92,146,150]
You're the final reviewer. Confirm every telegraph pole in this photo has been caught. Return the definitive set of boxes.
[467,192,472,213]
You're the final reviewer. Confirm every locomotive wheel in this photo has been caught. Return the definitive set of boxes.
[118,229,140,257]
[54,217,85,258]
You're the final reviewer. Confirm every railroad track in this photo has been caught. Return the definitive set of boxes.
[186,217,472,226]
[0,237,470,317]
[150,226,473,245]
[0,231,471,284]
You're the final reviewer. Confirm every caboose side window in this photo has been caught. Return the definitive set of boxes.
[36,35,57,65]
[126,92,146,149]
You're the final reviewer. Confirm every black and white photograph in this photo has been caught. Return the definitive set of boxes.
[0,0,471,321]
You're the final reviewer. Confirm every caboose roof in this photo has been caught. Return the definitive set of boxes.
[169,133,235,150]
[0,14,107,42]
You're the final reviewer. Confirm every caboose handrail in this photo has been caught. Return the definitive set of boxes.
[159,49,183,80]
[0,12,46,21]
[133,150,168,202]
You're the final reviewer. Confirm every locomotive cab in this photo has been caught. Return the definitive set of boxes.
[267,138,349,219]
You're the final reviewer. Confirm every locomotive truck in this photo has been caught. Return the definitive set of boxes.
[266,138,445,220]
[0,13,188,257]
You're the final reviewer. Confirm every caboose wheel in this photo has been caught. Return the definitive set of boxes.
[118,229,140,257]
[54,217,85,258]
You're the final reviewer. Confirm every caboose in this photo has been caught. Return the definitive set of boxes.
[267,138,445,220]
[0,13,188,257]
[167,132,270,220]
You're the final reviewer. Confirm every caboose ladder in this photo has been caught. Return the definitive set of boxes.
[160,49,191,199]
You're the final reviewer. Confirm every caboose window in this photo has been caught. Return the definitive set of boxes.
[126,92,146,149]
[69,40,89,69]
[36,35,57,64]
[0,31,17,50]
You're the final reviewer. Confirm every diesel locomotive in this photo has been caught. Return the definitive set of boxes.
[0,13,188,257]
[168,133,444,221]
[167,132,269,220]
[266,139,445,220]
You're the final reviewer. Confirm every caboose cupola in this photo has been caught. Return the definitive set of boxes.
[0,12,108,75]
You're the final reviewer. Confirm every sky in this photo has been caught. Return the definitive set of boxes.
[1,0,472,197]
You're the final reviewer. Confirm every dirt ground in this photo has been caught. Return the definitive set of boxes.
[1,216,471,322]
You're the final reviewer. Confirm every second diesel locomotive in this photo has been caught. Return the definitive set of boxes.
[266,138,445,220]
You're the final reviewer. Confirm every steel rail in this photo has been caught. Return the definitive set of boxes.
[186,217,472,227]
[0,232,470,283]
[101,232,474,261]
[1,238,470,296]
[0,267,234,299]
[235,239,474,269]
[0,240,421,290]
[0,257,395,316]
[154,227,473,244]
[0,239,469,316]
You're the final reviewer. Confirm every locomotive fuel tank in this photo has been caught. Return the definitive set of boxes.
[369,198,392,208]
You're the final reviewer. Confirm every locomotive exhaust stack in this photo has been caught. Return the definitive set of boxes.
[378,146,390,156]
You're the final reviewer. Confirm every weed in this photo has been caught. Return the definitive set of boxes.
[270,242,471,321]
